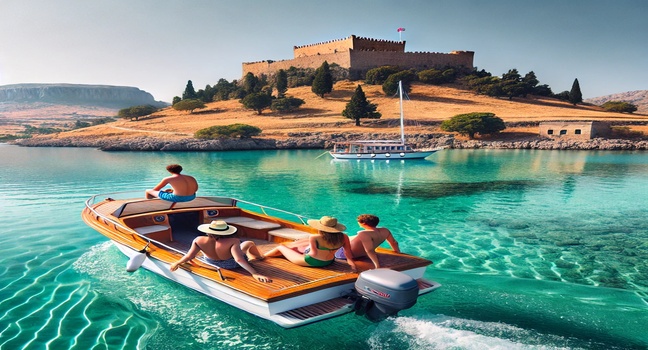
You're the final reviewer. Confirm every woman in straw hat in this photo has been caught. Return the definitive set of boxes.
[263,216,357,271]
[170,220,272,283]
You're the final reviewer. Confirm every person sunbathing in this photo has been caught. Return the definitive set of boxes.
[334,214,400,269]
[170,220,271,283]
[263,216,357,271]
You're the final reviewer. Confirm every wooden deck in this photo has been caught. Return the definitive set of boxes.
[83,197,433,303]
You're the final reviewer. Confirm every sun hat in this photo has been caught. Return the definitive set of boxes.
[307,216,346,233]
[197,220,238,235]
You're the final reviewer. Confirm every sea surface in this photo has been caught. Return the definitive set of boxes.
[0,144,646,350]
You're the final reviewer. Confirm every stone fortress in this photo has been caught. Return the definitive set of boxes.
[242,35,474,79]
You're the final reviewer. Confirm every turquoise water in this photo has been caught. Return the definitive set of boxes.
[0,144,646,349]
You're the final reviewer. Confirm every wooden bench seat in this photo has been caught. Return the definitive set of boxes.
[134,225,169,235]
[268,228,311,241]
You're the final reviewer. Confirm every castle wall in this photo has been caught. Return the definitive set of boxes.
[348,50,474,72]
[294,36,355,57]
[293,35,405,58]
[242,52,352,77]
[351,36,405,52]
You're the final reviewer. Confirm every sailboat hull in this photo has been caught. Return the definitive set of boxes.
[329,149,438,160]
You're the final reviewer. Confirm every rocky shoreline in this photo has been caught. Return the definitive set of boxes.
[12,132,648,151]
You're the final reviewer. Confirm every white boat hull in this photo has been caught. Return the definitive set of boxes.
[113,242,357,327]
[113,241,432,328]
[329,150,438,160]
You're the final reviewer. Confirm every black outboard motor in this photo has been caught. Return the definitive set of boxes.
[353,268,419,322]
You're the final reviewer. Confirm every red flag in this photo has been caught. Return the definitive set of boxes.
[397,27,405,32]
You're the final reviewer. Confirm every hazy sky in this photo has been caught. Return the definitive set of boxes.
[1,0,646,102]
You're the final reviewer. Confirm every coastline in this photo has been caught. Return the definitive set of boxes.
[11,132,648,151]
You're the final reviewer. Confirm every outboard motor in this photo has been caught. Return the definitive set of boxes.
[353,268,419,322]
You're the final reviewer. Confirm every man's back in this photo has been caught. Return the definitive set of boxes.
[166,174,198,196]
[194,236,238,261]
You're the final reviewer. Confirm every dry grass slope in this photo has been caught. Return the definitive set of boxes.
[16,81,648,142]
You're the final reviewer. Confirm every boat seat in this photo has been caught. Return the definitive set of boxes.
[268,228,311,241]
[134,225,170,235]
[222,216,256,223]
[235,220,281,230]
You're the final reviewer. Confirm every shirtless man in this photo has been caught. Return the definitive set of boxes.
[169,220,272,283]
[145,164,198,202]
[335,214,400,269]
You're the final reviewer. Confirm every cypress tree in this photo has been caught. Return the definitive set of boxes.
[182,80,197,100]
[276,69,288,98]
[312,61,333,97]
[569,78,583,105]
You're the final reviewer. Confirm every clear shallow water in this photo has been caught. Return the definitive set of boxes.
[0,144,646,349]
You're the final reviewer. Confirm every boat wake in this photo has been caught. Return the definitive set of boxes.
[368,315,593,350]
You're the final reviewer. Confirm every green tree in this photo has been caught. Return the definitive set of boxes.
[271,97,305,113]
[172,99,206,114]
[382,70,417,95]
[240,92,272,115]
[342,85,381,126]
[195,123,261,139]
[365,66,401,85]
[182,80,197,100]
[311,61,333,97]
[118,105,159,121]
[172,96,181,105]
[441,112,506,139]
[276,69,288,98]
[601,101,638,113]
[242,72,259,95]
[569,78,583,105]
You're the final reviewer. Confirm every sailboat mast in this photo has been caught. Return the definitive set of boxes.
[399,80,405,144]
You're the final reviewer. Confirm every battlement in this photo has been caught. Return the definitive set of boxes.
[243,35,474,80]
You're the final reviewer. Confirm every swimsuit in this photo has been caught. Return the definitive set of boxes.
[334,247,346,259]
[303,241,339,267]
[158,191,196,202]
[203,256,247,269]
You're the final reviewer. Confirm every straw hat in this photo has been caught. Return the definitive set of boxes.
[197,220,237,235]
[307,216,346,233]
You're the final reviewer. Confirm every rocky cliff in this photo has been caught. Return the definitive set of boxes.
[585,90,648,114]
[0,83,167,108]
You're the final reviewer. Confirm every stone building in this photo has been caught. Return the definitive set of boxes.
[539,121,611,139]
[242,35,474,79]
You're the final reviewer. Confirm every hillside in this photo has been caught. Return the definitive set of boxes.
[7,81,648,144]
[38,81,647,143]
[0,84,167,135]
[585,90,648,114]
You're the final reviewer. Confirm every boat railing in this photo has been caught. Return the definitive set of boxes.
[233,198,309,225]
[84,191,191,257]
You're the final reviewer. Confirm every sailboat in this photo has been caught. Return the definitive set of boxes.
[329,81,443,160]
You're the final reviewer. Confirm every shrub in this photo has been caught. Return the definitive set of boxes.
[271,97,305,113]
[365,66,400,85]
[441,112,506,139]
[172,99,206,114]
[382,70,418,95]
[418,68,457,85]
[601,101,638,113]
[195,124,262,139]
[118,105,159,121]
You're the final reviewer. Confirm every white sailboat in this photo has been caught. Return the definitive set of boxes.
[330,81,442,160]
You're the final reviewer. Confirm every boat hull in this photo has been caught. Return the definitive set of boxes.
[329,149,438,160]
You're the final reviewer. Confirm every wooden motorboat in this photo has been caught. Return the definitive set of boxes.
[82,191,440,328]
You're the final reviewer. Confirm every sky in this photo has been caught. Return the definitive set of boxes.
[1,0,646,102]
